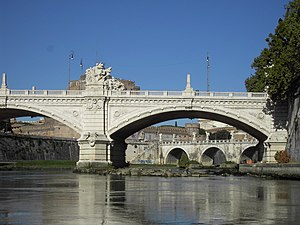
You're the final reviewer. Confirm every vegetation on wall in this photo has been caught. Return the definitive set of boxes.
[245,0,300,101]
[274,150,291,163]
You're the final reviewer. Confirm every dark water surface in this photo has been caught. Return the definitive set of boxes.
[0,171,300,225]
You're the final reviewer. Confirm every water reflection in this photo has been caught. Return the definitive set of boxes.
[1,171,300,224]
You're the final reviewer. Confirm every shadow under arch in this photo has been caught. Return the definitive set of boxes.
[165,147,189,165]
[240,146,259,163]
[0,108,81,135]
[109,109,268,142]
[200,147,226,166]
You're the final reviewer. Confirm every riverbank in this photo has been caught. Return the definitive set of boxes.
[0,160,239,176]
[0,160,76,170]
[239,163,300,179]
[74,163,300,180]
[2,161,300,180]
[73,163,240,177]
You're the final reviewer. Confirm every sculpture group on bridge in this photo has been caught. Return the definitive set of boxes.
[85,62,125,91]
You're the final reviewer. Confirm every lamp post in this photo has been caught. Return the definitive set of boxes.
[68,51,74,89]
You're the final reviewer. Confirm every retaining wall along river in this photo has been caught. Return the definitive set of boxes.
[0,133,79,161]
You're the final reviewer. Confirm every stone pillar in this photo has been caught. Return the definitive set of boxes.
[76,133,112,168]
[1,73,7,90]
[0,73,8,96]
[263,129,288,162]
[185,73,192,92]
[76,95,112,168]
[183,73,194,96]
[257,141,264,162]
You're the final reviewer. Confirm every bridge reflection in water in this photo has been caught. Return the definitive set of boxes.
[1,171,300,224]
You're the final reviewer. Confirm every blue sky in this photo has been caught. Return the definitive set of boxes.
[0,0,289,92]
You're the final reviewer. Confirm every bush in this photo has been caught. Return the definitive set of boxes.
[178,154,189,168]
[274,150,290,163]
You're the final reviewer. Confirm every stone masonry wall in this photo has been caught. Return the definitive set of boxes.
[0,133,79,161]
[287,88,300,161]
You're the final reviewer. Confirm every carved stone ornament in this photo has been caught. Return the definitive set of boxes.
[86,98,103,111]
[73,110,79,117]
[114,110,120,117]
[85,62,125,91]
[257,112,265,119]
[82,132,99,147]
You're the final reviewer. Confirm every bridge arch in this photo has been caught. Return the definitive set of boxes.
[164,147,189,165]
[240,146,259,164]
[108,105,270,142]
[0,105,82,134]
[200,147,227,166]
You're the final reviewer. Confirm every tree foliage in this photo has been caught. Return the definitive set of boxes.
[209,130,231,140]
[178,153,189,168]
[245,0,300,101]
[274,150,291,163]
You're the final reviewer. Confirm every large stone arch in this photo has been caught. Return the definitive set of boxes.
[108,105,270,141]
[164,147,189,165]
[0,105,82,135]
[200,147,227,166]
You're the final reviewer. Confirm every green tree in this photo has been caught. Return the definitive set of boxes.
[245,0,300,101]
[209,130,231,140]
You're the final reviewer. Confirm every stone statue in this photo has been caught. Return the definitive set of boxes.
[85,63,124,91]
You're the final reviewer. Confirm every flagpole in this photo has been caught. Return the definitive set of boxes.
[206,53,210,92]
[68,51,74,89]
[80,58,83,74]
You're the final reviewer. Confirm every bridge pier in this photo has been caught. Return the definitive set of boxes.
[110,139,127,167]
[76,134,128,168]
[76,133,112,168]
[263,130,288,163]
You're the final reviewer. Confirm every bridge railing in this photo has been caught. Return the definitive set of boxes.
[2,89,267,99]
[5,90,82,96]
[161,139,259,145]
[110,90,267,98]
[110,90,183,96]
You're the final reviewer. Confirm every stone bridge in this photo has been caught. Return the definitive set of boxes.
[128,139,260,166]
[0,63,287,167]
[160,140,259,165]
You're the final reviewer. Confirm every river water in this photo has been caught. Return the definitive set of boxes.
[0,171,300,225]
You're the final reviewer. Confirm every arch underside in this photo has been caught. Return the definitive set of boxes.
[165,148,188,165]
[110,110,268,141]
[0,108,81,135]
[201,147,226,165]
[0,108,40,120]
[240,146,259,163]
